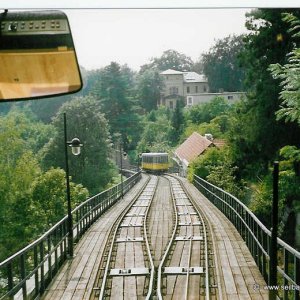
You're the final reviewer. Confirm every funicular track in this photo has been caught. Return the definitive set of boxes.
[90,175,158,300]
[157,175,219,300]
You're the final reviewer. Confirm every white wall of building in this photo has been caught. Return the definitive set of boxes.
[186,92,245,107]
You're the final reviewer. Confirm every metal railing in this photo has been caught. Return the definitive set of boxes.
[193,175,300,300]
[0,171,141,300]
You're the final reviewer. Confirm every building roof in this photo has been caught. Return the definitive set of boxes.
[213,139,226,148]
[160,69,184,75]
[160,69,207,83]
[174,132,213,164]
[183,72,207,83]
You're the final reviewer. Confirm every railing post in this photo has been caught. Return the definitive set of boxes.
[269,161,279,300]
[40,241,45,294]
[34,245,39,296]
[20,254,27,299]
[7,262,13,300]
[295,257,300,300]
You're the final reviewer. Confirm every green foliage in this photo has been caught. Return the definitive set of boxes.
[187,147,227,180]
[90,62,141,150]
[140,49,194,72]
[171,100,185,143]
[42,96,115,194]
[137,107,174,153]
[181,96,231,142]
[197,121,223,138]
[249,164,300,229]
[207,163,245,199]
[0,150,41,261]
[181,118,225,143]
[0,108,53,155]
[269,14,300,125]
[227,100,268,178]
[137,69,164,112]
[237,8,300,173]
[199,35,245,92]
[280,145,300,161]
[249,145,300,240]
[31,168,89,230]
[184,96,231,125]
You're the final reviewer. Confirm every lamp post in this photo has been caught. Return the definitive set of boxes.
[119,142,127,198]
[269,161,279,300]
[63,113,83,258]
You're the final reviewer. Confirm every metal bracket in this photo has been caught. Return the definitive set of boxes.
[110,268,150,276]
[164,267,204,275]
[139,196,152,200]
[126,213,145,217]
[116,236,144,242]
[132,204,149,207]
[175,235,203,241]
[178,221,201,226]
[120,223,143,227]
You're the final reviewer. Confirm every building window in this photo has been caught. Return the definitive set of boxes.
[169,86,178,95]
[195,86,198,93]
[187,86,190,93]
[187,96,193,106]
[228,95,233,100]
[203,85,207,92]
[169,101,174,109]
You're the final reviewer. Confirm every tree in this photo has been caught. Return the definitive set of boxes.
[171,100,185,143]
[199,35,246,92]
[137,69,164,112]
[31,168,89,230]
[137,107,174,153]
[91,62,141,150]
[207,163,245,199]
[187,147,227,180]
[140,49,194,72]
[269,13,300,126]
[184,96,231,125]
[0,151,42,260]
[42,96,115,194]
[249,152,300,245]
[233,9,300,176]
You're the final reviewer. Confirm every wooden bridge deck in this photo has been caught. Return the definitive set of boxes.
[181,178,268,299]
[42,175,269,299]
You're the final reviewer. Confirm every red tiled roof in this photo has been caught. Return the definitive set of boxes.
[213,139,226,148]
[175,132,213,163]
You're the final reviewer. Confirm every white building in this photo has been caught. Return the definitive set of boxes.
[186,91,245,107]
[159,69,245,109]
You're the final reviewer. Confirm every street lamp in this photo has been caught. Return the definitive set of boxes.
[63,113,83,258]
[119,142,127,198]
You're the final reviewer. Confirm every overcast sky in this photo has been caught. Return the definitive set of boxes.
[63,9,251,71]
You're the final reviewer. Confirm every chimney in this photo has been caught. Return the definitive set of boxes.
[205,133,213,141]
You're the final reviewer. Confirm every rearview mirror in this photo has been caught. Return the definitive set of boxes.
[0,10,82,101]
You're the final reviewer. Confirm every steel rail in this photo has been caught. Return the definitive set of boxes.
[97,175,157,300]
[157,175,211,299]
[175,176,210,300]
[144,177,159,300]
[178,178,211,300]
[157,175,178,300]
[96,174,151,299]
[178,176,223,300]
[183,189,194,300]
